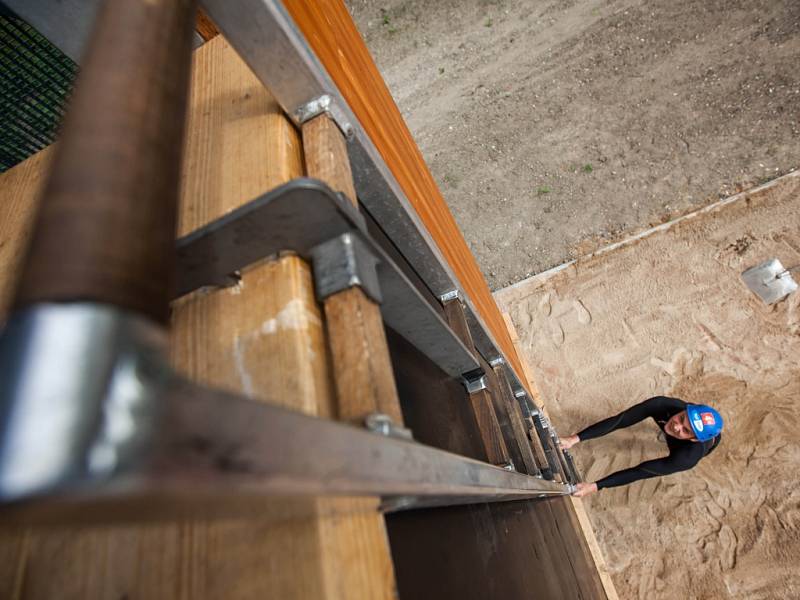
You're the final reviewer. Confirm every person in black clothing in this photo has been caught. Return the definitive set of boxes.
[560,396,724,498]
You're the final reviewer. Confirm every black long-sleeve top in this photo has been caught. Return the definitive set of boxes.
[578,396,721,489]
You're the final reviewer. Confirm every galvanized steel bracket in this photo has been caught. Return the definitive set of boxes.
[310,232,382,303]
[174,178,479,378]
[294,94,354,139]
[462,368,488,394]
[364,412,413,441]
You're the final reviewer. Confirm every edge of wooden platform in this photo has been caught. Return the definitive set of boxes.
[501,312,620,600]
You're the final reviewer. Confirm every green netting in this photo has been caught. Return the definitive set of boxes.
[0,12,77,172]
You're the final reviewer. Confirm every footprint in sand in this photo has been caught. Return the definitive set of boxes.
[573,299,592,325]
[538,293,552,316]
[718,525,738,571]
[549,321,565,347]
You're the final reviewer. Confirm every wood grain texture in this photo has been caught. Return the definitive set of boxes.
[0,148,52,316]
[302,113,403,426]
[492,364,540,476]
[385,328,598,599]
[469,389,511,466]
[323,288,404,425]
[442,298,510,466]
[283,0,530,391]
[441,298,477,357]
[302,113,358,205]
[527,423,552,474]
[0,36,396,600]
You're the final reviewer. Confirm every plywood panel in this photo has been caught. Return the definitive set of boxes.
[283,0,530,391]
[0,35,395,600]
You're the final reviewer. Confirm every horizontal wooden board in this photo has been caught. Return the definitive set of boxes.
[283,0,530,391]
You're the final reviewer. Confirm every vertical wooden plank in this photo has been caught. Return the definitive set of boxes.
[0,149,52,600]
[469,389,511,466]
[0,36,396,600]
[527,423,552,476]
[442,299,510,467]
[0,149,52,316]
[492,364,540,476]
[302,113,403,426]
[302,113,357,204]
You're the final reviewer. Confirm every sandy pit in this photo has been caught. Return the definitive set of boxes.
[495,172,800,599]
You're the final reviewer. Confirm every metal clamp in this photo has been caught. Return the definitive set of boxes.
[0,303,170,500]
[364,413,413,441]
[513,388,534,419]
[293,94,354,139]
[310,232,382,303]
[174,178,479,378]
[462,368,488,394]
[439,289,460,303]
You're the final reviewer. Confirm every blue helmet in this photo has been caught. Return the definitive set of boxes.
[686,404,723,441]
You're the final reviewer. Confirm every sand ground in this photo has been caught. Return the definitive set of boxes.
[495,172,800,600]
[346,0,800,289]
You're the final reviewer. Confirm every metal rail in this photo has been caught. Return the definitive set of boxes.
[0,304,569,525]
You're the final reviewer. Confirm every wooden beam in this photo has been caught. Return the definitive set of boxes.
[527,423,552,475]
[468,389,512,466]
[492,364,540,476]
[442,298,510,467]
[302,113,403,426]
[0,149,52,315]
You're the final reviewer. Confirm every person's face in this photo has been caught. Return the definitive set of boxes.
[665,410,697,440]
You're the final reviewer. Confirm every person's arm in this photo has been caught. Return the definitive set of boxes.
[577,396,681,442]
[595,449,700,490]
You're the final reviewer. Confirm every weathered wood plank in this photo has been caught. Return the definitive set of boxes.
[528,423,553,475]
[0,149,52,316]
[492,363,540,476]
[442,298,510,466]
[468,388,511,466]
[302,113,403,426]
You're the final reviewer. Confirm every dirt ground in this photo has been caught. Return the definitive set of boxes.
[345,0,800,289]
[495,172,800,600]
